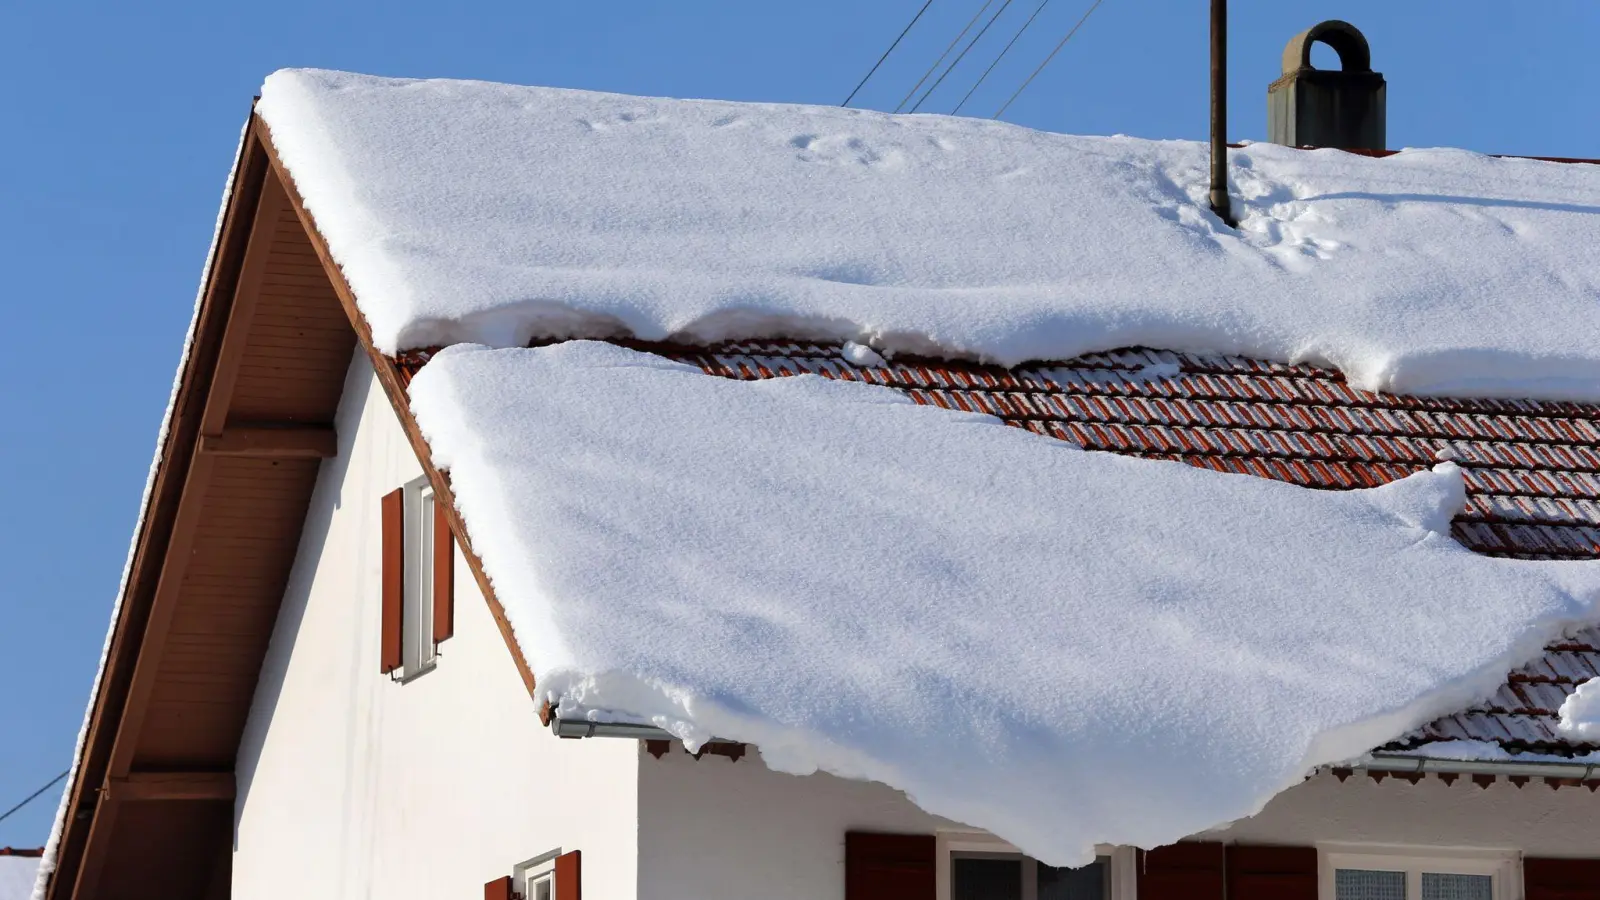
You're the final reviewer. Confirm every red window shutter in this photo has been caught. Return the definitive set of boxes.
[483,876,515,900]
[845,832,935,900]
[555,850,581,900]
[380,487,404,674]
[1526,858,1600,900]
[1138,842,1225,900]
[1226,845,1317,900]
[432,498,455,643]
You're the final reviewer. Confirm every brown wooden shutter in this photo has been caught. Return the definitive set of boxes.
[555,850,581,900]
[380,487,404,674]
[1138,842,1225,900]
[483,876,516,900]
[432,498,455,643]
[1526,858,1600,900]
[845,832,935,900]
[1226,845,1316,900]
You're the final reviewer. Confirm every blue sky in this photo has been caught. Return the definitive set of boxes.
[0,0,1595,845]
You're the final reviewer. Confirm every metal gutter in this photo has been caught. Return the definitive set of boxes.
[1358,752,1600,780]
[552,717,1600,781]
[551,718,677,740]
[549,716,742,747]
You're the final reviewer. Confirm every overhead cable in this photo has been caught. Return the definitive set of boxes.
[894,0,998,113]
[0,770,68,828]
[993,0,1109,119]
[908,0,1018,114]
[842,0,938,107]
[951,0,1051,115]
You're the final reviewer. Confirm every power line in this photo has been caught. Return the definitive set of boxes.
[842,0,938,107]
[908,0,1018,114]
[0,770,68,828]
[894,0,997,113]
[950,0,1051,115]
[992,0,1110,120]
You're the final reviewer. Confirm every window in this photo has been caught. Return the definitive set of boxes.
[401,477,437,677]
[514,849,575,900]
[1321,846,1517,900]
[380,476,454,680]
[938,833,1134,900]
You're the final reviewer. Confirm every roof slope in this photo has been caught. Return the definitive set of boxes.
[554,339,1600,756]
[260,68,1600,400]
[403,338,1600,867]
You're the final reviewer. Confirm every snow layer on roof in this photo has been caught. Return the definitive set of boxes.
[1558,680,1600,741]
[259,68,1600,401]
[2,856,40,900]
[408,341,1600,865]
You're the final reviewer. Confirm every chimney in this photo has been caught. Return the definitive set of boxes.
[1268,20,1386,151]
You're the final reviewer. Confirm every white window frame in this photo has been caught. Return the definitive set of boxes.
[936,830,1136,900]
[514,848,565,900]
[1319,843,1521,900]
[396,475,438,681]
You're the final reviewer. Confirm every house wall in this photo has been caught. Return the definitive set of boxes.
[233,352,640,900]
[636,745,953,900]
[1205,770,1600,856]
[637,749,1599,899]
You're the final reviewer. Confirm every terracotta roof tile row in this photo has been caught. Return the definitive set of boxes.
[400,338,1600,755]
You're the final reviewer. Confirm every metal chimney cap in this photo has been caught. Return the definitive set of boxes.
[1282,20,1373,75]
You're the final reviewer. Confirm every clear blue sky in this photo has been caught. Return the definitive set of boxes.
[1,0,1595,845]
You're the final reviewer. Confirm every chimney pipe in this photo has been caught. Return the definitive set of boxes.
[1209,0,1235,227]
[1267,21,1386,150]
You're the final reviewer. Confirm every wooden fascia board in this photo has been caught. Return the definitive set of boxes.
[256,117,542,707]
[105,772,235,803]
[98,164,294,788]
[197,168,288,437]
[46,117,271,900]
[197,425,338,459]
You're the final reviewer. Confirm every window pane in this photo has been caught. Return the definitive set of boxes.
[1422,873,1492,900]
[1335,869,1406,900]
[954,857,1022,900]
[1038,857,1108,900]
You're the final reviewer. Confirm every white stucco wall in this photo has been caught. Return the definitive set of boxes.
[233,351,639,900]
[637,744,954,900]
[1206,770,1600,857]
[639,749,1599,899]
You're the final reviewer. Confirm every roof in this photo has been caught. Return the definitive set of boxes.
[405,337,1600,758]
[37,112,524,900]
[1,850,42,900]
[258,68,1600,402]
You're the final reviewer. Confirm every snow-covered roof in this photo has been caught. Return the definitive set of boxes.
[257,69,1600,865]
[403,338,1599,758]
[0,851,41,900]
[258,68,1600,401]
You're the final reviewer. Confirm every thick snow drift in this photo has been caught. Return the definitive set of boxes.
[408,341,1600,865]
[1559,680,1600,741]
[259,68,1600,400]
